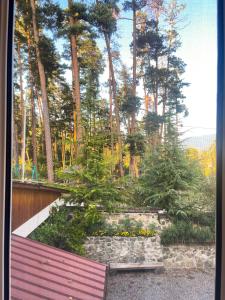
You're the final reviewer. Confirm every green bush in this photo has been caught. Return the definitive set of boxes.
[188,211,215,230]
[56,137,124,210]
[170,210,215,230]
[136,143,204,214]
[30,204,104,255]
[160,221,214,245]
[193,226,213,242]
[198,176,216,212]
[84,204,105,234]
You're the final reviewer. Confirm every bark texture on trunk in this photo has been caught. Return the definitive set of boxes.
[155,20,159,115]
[17,41,26,181]
[13,119,19,166]
[62,131,66,170]
[68,0,82,156]
[109,64,114,157]
[27,33,37,168]
[104,32,124,176]
[130,2,137,177]
[160,54,169,140]
[31,91,37,167]
[132,3,137,131]
[30,0,54,182]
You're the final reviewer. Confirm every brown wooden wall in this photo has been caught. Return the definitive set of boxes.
[12,183,63,231]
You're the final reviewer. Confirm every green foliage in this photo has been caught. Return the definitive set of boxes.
[137,142,204,213]
[30,204,104,255]
[126,133,145,156]
[137,17,188,132]
[144,112,163,135]
[15,1,213,241]
[89,1,119,36]
[58,2,89,38]
[91,217,156,237]
[123,0,146,11]
[169,176,216,226]
[38,35,63,80]
[84,204,105,234]
[119,65,141,123]
[198,176,216,212]
[160,221,214,245]
[121,95,141,114]
[38,0,63,30]
[137,19,167,62]
[189,212,215,231]
[30,206,86,254]
[30,206,156,254]
[57,136,122,209]
[92,228,156,237]
[118,217,143,231]
[69,2,88,21]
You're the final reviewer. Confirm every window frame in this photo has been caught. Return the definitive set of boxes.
[0,1,14,299]
[216,0,225,299]
[0,0,224,299]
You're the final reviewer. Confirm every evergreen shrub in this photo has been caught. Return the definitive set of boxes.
[160,221,214,245]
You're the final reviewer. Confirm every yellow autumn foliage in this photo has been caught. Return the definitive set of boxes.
[186,143,216,176]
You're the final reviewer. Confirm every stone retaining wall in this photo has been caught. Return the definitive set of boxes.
[162,245,215,269]
[85,236,162,264]
[103,212,170,230]
[84,236,215,270]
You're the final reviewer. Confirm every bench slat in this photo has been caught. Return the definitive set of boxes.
[109,263,164,271]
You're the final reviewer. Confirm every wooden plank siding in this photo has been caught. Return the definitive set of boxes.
[12,182,65,231]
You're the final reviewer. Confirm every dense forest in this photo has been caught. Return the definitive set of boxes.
[13,0,217,252]
[14,0,188,177]
[14,0,215,212]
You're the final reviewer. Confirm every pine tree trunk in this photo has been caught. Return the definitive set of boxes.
[31,91,37,167]
[68,0,82,156]
[154,20,159,115]
[17,41,26,181]
[70,132,73,166]
[37,92,43,125]
[160,97,166,140]
[13,119,19,166]
[155,56,159,115]
[27,33,37,168]
[109,67,114,157]
[130,2,137,177]
[62,131,66,169]
[104,32,124,176]
[160,55,169,140]
[54,135,58,161]
[36,92,46,159]
[30,0,54,182]
[143,80,150,113]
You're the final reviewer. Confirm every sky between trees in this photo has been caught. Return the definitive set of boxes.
[56,0,217,138]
